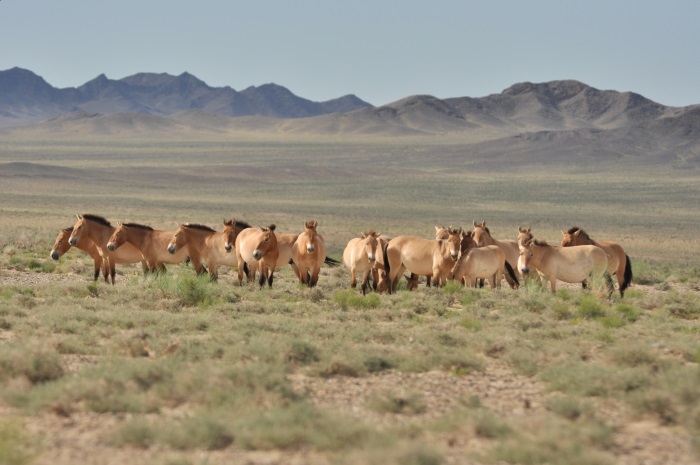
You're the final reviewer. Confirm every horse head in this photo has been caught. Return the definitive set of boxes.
[560,227,581,247]
[472,220,489,247]
[447,227,463,261]
[223,218,237,252]
[167,224,187,254]
[51,227,74,260]
[518,225,533,247]
[360,229,380,263]
[301,220,319,254]
[106,223,128,252]
[253,224,276,260]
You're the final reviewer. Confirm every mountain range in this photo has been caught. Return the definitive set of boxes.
[1,68,699,167]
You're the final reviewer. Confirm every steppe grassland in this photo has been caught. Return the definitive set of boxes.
[1,135,700,465]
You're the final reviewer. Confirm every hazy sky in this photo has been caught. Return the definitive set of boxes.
[2,0,699,107]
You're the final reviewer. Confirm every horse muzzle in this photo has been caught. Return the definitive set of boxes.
[306,245,315,254]
[106,242,116,252]
[167,244,177,254]
[50,250,60,260]
[450,251,459,261]
[368,254,375,262]
[69,237,78,246]
[225,243,233,253]
[253,250,263,260]
[519,265,530,275]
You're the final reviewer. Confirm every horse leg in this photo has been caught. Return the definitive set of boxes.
[360,270,369,295]
[549,277,557,293]
[425,274,431,287]
[350,268,358,289]
[109,259,116,285]
[491,273,499,290]
[311,267,321,287]
[208,259,218,281]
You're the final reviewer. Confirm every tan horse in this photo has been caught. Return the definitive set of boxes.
[452,245,511,289]
[106,222,188,272]
[166,219,248,279]
[519,238,613,296]
[371,235,392,293]
[292,220,326,288]
[235,224,279,287]
[52,226,147,282]
[343,230,382,294]
[561,227,633,298]
[67,214,146,284]
[51,226,104,281]
[473,221,520,277]
[242,231,301,283]
[384,227,462,293]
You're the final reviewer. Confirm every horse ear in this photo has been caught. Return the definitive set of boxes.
[361,231,367,238]
[473,220,478,227]
[76,214,82,220]
[519,226,526,233]
[561,230,566,236]
[269,224,276,232]
[573,229,581,237]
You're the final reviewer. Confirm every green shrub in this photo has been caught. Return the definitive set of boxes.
[578,296,606,320]
[0,419,35,465]
[332,290,381,309]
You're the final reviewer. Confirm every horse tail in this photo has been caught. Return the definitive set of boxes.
[504,260,519,287]
[621,254,633,295]
[324,256,341,267]
[382,241,391,292]
[243,261,249,277]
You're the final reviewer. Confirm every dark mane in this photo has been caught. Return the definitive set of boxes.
[123,222,154,231]
[566,226,591,239]
[235,220,252,229]
[184,223,215,232]
[62,226,74,232]
[533,239,550,247]
[81,214,111,227]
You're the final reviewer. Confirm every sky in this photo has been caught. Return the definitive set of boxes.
[1,0,699,107]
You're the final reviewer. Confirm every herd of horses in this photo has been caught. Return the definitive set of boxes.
[50,214,633,298]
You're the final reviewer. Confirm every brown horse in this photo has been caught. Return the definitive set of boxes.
[343,230,382,294]
[51,226,104,281]
[384,227,462,293]
[52,226,147,282]
[235,224,279,287]
[106,222,188,272]
[519,237,613,296]
[473,221,520,275]
[166,219,248,279]
[67,214,146,284]
[292,220,326,288]
[561,227,633,297]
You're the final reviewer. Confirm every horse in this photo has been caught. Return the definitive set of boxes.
[166,219,249,280]
[292,220,326,288]
[452,244,517,289]
[52,225,148,282]
[67,214,146,284]
[235,224,279,287]
[472,221,521,286]
[240,230,300,283]
[383,227,462,294]
[561,227,633,298]
[518,237,613,296]
[343,230,382,294]
[106,222,188,272]
[51,226,104,281]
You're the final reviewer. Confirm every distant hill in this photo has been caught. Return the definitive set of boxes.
[2,69,699,168]
[0,67,372,127]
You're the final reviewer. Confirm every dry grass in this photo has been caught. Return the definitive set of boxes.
[1,135,700,464]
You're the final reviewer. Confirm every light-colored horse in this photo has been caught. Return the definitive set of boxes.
[106,222,188,272]
[561,227,633,298]
[292,220,326,288]
[473,221,520,278]
[452,245,510,289]
[235,224,279,287]
[384,227,462,293]
[518,238,613,296]
[343,230,382,294]
[67,214,146,284]
[166,219,244,280]
[242,231,301,283]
